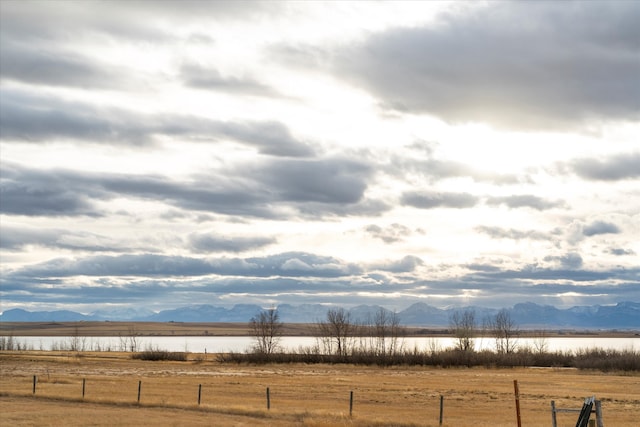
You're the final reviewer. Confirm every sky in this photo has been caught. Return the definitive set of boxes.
[1,0,639,314]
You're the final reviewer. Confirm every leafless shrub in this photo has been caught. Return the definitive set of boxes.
[132,346,187,361]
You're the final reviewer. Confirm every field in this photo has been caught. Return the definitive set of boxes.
[1,350,638,426]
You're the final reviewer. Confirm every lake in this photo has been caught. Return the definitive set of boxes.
[7,335,638,353]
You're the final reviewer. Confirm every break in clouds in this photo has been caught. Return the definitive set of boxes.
[0,1,638,314]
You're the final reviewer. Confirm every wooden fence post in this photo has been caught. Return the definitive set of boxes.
[137,380,142,403]
[514,380,522,427]
[82,378,86,399]
[33,375,37,394]
[551,400,557,427]
[198,384,202,405]
[439,394,444,426]
[595,400,604,427]
[349,390,353,417]
[266,387,270,410]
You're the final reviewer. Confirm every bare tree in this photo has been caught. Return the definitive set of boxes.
[489,309,518,354]
[317,308,353,357]
[250,308,283,355]
[119,326,139,352]
[369,308,404,357]
[533,329,548,354]
[450,309,476,352]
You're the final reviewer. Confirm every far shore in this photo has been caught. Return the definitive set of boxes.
[1,321,638,338]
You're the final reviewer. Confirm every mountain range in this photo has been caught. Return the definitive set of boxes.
[1,301,638,329]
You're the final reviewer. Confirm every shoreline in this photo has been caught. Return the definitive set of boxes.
[1,321,638,338]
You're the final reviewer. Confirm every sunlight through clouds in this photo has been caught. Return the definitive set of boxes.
[1,0,638,314]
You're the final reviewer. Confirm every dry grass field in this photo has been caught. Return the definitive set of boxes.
[1,351,638,426]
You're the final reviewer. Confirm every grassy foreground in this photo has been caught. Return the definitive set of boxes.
[1,351,638,426]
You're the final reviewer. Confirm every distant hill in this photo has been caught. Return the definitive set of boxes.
[1,301,638,329]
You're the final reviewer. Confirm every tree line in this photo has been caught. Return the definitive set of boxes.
[235,307,638,371]
[251,306,521,358]
[250,306,403,360]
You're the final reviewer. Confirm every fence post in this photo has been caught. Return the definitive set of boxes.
[551,400,557,427]
[266,387,270,410]
[33,375,37,394]
[82,378,86,399]
[595,400,603,427]
[349,390,353,417]
[439,394,444,426]
[137,380,142,403]
[514,380,522,427]
[198,384,202,405]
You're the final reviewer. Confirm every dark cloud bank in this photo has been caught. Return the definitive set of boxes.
[331,1,640,130]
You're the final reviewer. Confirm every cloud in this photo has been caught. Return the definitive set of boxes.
[6,251,362,280]
[372,255,424,273]
[0,89,314,156]
[0,40,127,89]
[0,1,279,45]
[486,195,565,210]
[0,225,152,253]
[331,1,640,129]
[180,64,276,96]
[188,232,276,253]
[461,262,639,284]
[0,165,101,217]
[214,121,315,158]
[388,155,528,186]
[1,160,377,219]
[582,220,621,237]
[365,223,413,243]
[475,226,550,241]
[607,248,636,256]
[570,152,640,181]
[3,253,638,310]
[401,191,479,209]
[1,2,638,313]
[544,252,584,270]
[255,157,372,204]
[0,163,258,218]
[0,91,152,145]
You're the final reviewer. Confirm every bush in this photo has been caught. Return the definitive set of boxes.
[573,348,640,372]
[216,345,640,372]
[132,346,188,361]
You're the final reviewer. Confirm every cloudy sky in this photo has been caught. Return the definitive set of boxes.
[1,1,639,314]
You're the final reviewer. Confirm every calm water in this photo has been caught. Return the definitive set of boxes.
[7,336,638,353]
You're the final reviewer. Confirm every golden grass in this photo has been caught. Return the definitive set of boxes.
[1,351,638,426]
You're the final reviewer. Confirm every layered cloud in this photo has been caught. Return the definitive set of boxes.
[570,153,640,181]
[1,157,378,219]
[328,1,640,130]
[0,89,313,156]
[1,2,638,313]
